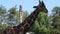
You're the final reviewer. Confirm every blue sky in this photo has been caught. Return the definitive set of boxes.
[0,0,60,15]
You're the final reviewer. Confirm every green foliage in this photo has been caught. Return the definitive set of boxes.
[30,12,51,34]
[0,5,6,25]
[0,5,6,16]
[52,7,60,16]
[52,16,60,26]
[0,24,7,32]
[8,7,17,19]
[50,7,60,34]
[52,7,60,28]
[30,7,60,34]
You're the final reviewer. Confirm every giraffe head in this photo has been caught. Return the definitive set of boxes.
[33,0,48,13]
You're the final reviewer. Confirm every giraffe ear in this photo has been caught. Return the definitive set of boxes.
[33,6,37,8]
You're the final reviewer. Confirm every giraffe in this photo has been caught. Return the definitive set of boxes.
[17,0,48,34]
[0,0,48,34]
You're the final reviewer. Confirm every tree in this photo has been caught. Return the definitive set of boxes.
[51,7,60,28]
[6,6,17,26]
[0,5,7,32]
[50,7,60,34]
[0,5,6,24]
[52,7,60,17]
[0,5,6,16]
[30,12,51,34]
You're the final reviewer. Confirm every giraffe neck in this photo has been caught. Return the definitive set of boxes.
[17,8,41,34]
[17,1,48,34]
